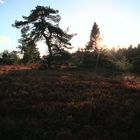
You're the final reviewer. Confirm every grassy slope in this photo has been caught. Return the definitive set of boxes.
[0,65,140,140]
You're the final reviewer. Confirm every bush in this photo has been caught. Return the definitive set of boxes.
[0,50,20,65]
[70,51,117,74]
[70,51,97,68]
[80,52,97,68]
[116,56,132,73]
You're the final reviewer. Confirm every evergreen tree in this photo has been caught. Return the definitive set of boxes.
[86,22,100,52]
[1,50,11,64]
[9,51,19,64]
[13,5,74,68]
[18,27,40,64]
[0,50,19,64]
[86,22,102,72]
[116,56,132,72]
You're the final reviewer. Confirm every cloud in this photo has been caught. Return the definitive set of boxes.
[0,0,5,4]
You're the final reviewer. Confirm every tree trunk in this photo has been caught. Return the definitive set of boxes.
[94,51,100,73]
[43,33,53,68]
[47,41,53,68]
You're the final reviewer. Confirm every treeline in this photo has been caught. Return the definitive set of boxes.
[72,44,140,73]
[0,50,20,65]
[110,45,140,73]
[0,47,40,65]
[0,47,71,66]
[0,44,140,73]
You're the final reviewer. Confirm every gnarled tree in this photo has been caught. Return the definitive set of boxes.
[12,5,74,68]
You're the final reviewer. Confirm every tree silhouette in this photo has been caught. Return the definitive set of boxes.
[0,50,19,64]
[18,27,40,64]
[1,50,11,64]
[86,22,102,72]
[12,5,74,68]
[86,22,100,52]
[9,51,19,64]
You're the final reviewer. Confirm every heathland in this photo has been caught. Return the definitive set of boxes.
[0,65,139,140]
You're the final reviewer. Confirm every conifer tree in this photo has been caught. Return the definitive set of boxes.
[13,5,74,68]
[18,26,40,64]
[86,22,100,52]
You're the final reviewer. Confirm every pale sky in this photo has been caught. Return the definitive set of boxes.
[0,0,140,55]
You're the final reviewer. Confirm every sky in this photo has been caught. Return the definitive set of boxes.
[0,0,140,55]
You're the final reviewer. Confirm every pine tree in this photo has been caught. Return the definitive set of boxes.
[18,27,40,64]
[86,22,100,52]
[13,5,74,68]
